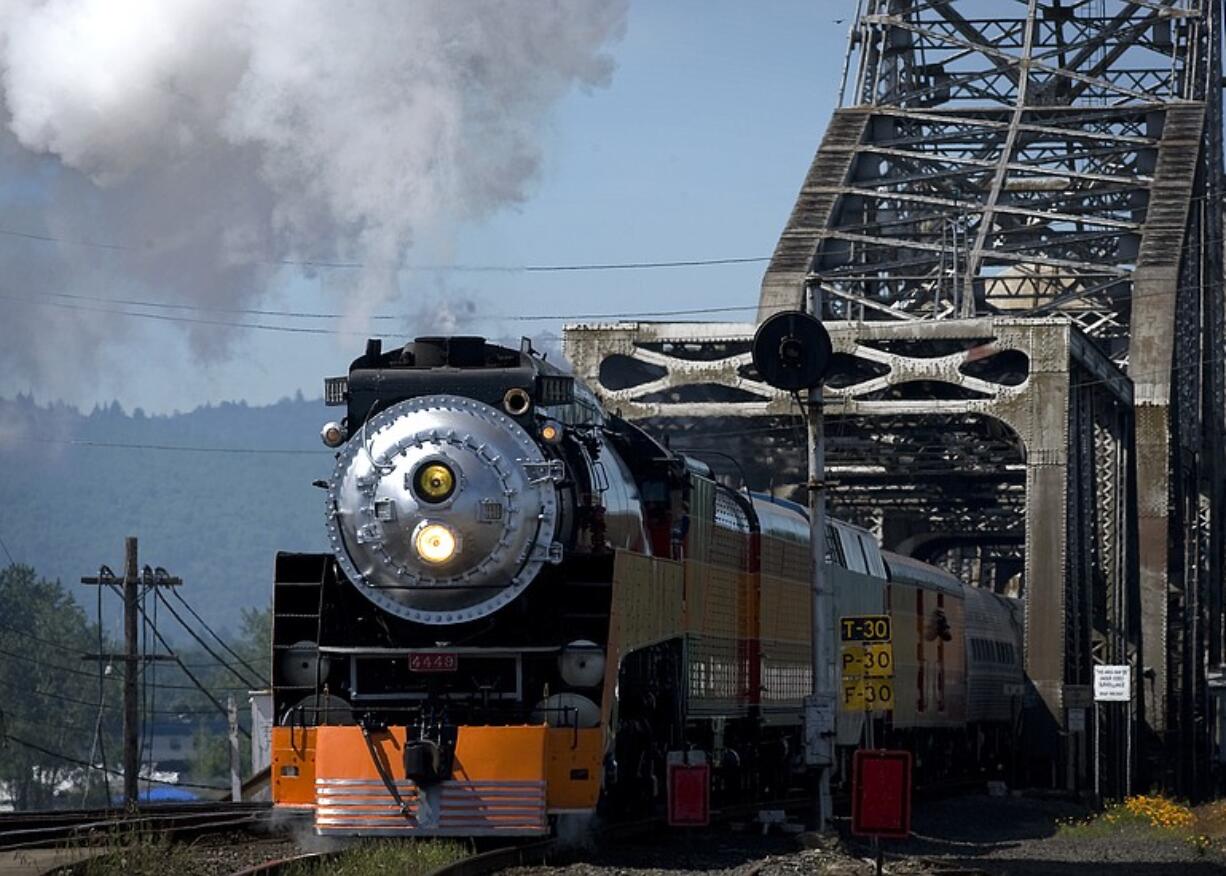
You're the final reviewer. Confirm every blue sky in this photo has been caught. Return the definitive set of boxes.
[2,1,858,414]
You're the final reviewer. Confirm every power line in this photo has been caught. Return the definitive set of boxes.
[285,255,764,273]
[42,291,394,321]
[140,584,154,785]
[0,644,119,681]
[0,642,246,692]
[168,589,270,688]
[24,437,323,455]
[0,618,101,652]
[124,590,251,738]
[0,597,265,694]
[0,532,13,565]
[3,289,760,332]
[0,293,385,337]
[87,577,111,804]
[0,227,128,252]
[3,707,108,737]
[37,289,762,322]
[155,589,261,690]
[0,224,769,273]
[1,731,228,791]
[0,675,216,716]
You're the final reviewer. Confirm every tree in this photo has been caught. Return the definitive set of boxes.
[0,564,114,809]
[184,603,272,784]
[237,605,272,685]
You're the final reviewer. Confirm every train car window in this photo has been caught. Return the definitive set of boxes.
[837,525,868,574]
[825,524,845,567]
[855,537,872,573]
[858,533,886,578]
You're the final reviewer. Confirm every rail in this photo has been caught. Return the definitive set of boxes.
[0,801,275,852]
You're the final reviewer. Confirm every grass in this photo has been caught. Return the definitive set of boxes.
[281,839,468,876]
[59,831,197,876]
[53,835,468,876]
[1058,794,1214,854]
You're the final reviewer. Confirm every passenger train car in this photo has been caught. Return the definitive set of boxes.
[269,336,1025,836]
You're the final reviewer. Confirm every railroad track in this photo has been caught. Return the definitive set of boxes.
[234,780,998,876]
[0,781,997,873]
[234,799,810,876]
[0,800,276,851]
[231,838,557,876]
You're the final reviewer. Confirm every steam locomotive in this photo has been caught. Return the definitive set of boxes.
[269,335,1025,836]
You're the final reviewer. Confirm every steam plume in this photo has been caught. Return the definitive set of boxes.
[0,0,626,400]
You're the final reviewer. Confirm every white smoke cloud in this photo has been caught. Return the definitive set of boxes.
[0,0,626,397]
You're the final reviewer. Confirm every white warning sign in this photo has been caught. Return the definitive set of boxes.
[1093,665,1131,702]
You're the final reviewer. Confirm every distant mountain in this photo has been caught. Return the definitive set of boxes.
[0,393,332,638]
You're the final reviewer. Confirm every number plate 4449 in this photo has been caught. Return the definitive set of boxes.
[409,653,458,673]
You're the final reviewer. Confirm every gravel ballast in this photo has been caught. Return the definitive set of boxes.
[511,794,1226,876]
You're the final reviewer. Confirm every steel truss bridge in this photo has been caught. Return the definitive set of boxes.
[565,0,1226,796]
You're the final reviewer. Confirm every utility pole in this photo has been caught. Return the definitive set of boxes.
[81,537,181,808]
[228,695,241,802]
[122,538,139,808]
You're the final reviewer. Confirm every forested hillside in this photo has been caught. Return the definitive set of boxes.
[0,393,331,637]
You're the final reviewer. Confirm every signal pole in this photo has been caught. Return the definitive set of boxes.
[805,281,834,831]
[750,290,835,833]
[81,537,181,808]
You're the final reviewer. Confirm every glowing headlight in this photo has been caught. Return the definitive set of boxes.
[414,523,459,565]
[414,462,456,503]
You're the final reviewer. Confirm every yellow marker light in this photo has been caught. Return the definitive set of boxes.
[539,421,562,444]
[415,462,456,502]
[320,421,346,448]
[415,523,459,565]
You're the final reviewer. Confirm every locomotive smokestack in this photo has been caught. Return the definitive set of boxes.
[413,337,487,369]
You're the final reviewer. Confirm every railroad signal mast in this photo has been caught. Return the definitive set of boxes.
[751,304,835,829]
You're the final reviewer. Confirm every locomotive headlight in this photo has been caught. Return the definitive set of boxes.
[414,462,456,503]
[414,522,460,565]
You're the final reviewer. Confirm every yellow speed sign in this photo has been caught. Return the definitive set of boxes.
[840,643,894,679]
[841,678,895,712]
